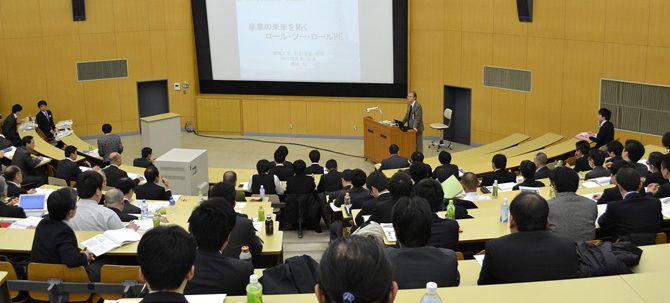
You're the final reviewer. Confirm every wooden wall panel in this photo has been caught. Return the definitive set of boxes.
[83,81,121,125]
[471,88,493,134]
[241,100,259,133]
[220,99,242,133]
[42,35,85,125]
[493,0,527,36]
[645,47,670,85]
[460,32,493,87]
[411,0,444,30]
[648,0,670,47]
[525,38,564,137]
[443,31,462,86]
[564,0,606,42]
[461,0,494,33]
[409,30,444,136]
[113,0,150,32]
[80,33,118,60]
[491,89,526,135]
[444,0,462,31]
[604,0,650,45]
[306,102,340,135]
[148,0,167,30]
[164,0,192,30]
[527,0,565,39]
[257,100,290,134]
[561,41,603,137]
[165,30,196,120]
[39,0,79,37]
[603,44,648,83]
[492,34,527,69]
[0,1,42,39]
[289,101,307,134]
[78,0,116,34]
[4,38,47,104]
[0,38,9,106]
[149,31,168,78]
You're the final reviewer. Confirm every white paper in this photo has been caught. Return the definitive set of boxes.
[581,181,601,189]
[234,202,247,209]
[3,146,16,158]
[132,219,155,232]
[484,182,516,193]
[9,217,43,229]
[474,254,485,266]
[185,294,227,303]
[661,198,670,218]
[380,223,396,242]
[81,228,142,257]
[518,186,541,195]
[590,177,611,186]
[240,182,249,191]
[363,215,371,223]
[79,166,92,172]
[595,204,608,228]
[252,221,262,231]
[329,202,339,212]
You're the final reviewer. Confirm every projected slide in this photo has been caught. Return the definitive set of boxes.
[206,0,394,84]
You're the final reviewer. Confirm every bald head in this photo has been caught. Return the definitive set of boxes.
[223,171,237,185]
[109,152,122,166]
[460,172,479,192]
[105,188,125,208]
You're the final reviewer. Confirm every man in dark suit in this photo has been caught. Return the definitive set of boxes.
[596,160,634,204]
[386,196,459,289]
[116,177,142,214]
[414,179,460,251]
[513,160,545,191]
[588,108,615,149]
[0,176,26,218]
[97,123,123,164]
[223,170,247,202]
[433,151,459,180]
[585,149,611,180]
[0,134,12,150]
[247,159,284,195]
[103,152,131,188]
[356,171,391,226]
[573,140,591,173]
[208,182,263,258]
[598,168,662,243]
[184,200,253,296]
[285,160,316,195]
[316,159,343,193]
[379,144,410,170]
[478,192,578,285]
[402,91,424,152]
[35,100,56,140]
[135,166,172,200]
[11,136,46,186]
[104,189,139,222]
[4,165,37,198]
[643,152,666,187]
[623,139,648,177]
[2,104,22,147]
[304,149,325,174]
[645,154,670,198]
[368,172,413,224]
[55,145,82,185]
[334,169,371,208]
[133,147,154,168]
[605,140,624,165]
[533,152,551,180]
[480,154,516,187]
[268,148,294,181]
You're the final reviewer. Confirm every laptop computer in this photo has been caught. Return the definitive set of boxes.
[18,194,46,217]
[394,119,409,132]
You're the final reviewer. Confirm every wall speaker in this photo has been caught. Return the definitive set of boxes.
[72,0,86,21]
[516,0,533,22]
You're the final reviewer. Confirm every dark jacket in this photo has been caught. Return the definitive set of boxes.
[534,166,551,180]
[30,219,88,268]
[221,214,264,258]
[513,180,545,191]
[269,163,294,181]
[7,182,26,198]
[250,173,277,194]
[140,292,188,303]
[36,109,55,139]
[0,202,26,218]
[643,171,667,187]
[597,187,622,205]
[385,246,460,289]
[285,174,315,195]
[132,158,153,168]
[589,121,614,149]
[427,214,460,251]
[367,194,396,224]
[102,165,128,188]
[122,199,141,214]
[478,230,578,285]
[434,164,459,180]
[316,170,343,193]
[11,146,41,175]
[481,169,516,187]
[585,166,611,180]
[334,186,371,208]
[356,192,392,226]
[597,192,662,241]
[55,159,81,185]
[652,182,670,199]
[380,154,410,170]
[184,250,253,296]
[304,164,324,175]
[2,114,20,146]
[135,182,172,200]
[108,206,137,222]
[573,156,591,173]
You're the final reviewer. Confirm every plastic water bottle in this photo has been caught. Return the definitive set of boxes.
[492,180,499,198]
[168,196,176,215]
[500,198,509,223]
[246,274,263,303]
[141,199,149,219]
[197,190,203,203]
[259,185,266,202]
[344,192,352,215]
[419,282,442,303]
[446,199,456,220]
[240,246,252,262]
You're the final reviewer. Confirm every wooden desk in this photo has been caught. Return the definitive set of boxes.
[633,243,670,273]
[363,117,415,163]
[426,133,530,168]
[60,132,102,160]
[18,128,84,162]
[497,133,564,158]
[0,271,8,303]
[645,144,667,155]
[620,271,669,302]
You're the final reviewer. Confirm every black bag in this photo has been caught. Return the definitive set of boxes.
[260,255,319,294]
[576,241,642,278]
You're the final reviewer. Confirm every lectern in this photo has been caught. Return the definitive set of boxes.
[363,117,416,163]
[140,113,181,157]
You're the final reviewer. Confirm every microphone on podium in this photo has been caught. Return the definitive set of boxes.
[365,106,384,122]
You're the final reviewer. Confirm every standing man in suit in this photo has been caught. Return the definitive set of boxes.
[4,165,37,198]
[97,123,123,165]
[480,154,516,187]
[135,166,172,200]
[3,104,22,147]
[55,146,82,185]
[379,144,410,170]
[133,147,154,168]
[35,100,56,140]
[11,136,46,186]
[402,91,423,153]
[588,108,615,149]
[478,192,578,285]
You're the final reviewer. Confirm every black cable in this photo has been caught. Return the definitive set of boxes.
[192,131,366,159]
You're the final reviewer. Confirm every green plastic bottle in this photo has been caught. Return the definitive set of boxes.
[246,274,263,303]
[446,199,456,220]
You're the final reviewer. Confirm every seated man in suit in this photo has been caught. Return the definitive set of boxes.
[268,148,294,181]
[208,182,263,258]
[380,144,410,170]
[0,134,13,150]
[547,167,597,242]
[480,154,516,187]
[68,170,138,231]
[596,160,635,204]
[478,192,578,285]
[35,100,56,140]
[31,187,97,280]
[409,156,431,184]
[605,140,624,165]
[223,170,247,202]
[137,226,196,303]
[459,172,491,202]
[102,152,132,188]
[269,145,292,168]
[414,179,460,251]
[385,196,459,289]
[247,159,284,195]
[513,160,545,190]
[135,166,173,200]
[411,152,432,177]
[4,165,37,198]
[368,172,413,224]
[572,140,591,173]
[2,104,22,146]
[285,160,316,195]
[0,176,26,218]
[643,152,667,187]
[11,135,46,186]
[533,152,551,180]
[432,165,452,183]
[599,168,662,244]
[588,108,615,149]
[116,177,141,214]
[55,145,82,185]
[433,151,459,180]
[133,147,154,168]
[623,139,648,177]
[304,149,325,175]
[334,169,371,208]
[97,123,123,165]
[184,200,253,296]
[316,159,343,193]
[645,154,670,198]
[585,149,611,180]
[356,171,391,227]
[104,189,138,222]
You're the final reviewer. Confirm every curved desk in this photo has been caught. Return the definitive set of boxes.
[18,128,84,162]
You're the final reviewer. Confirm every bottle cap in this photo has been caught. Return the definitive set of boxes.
[249,274,258,283]
[241,245,249,252]
[259,205,264,209]
[426,282,437,293]
[266,214,272,220]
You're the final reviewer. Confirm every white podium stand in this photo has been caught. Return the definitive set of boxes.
[140,113,181,157]
[154,148,208,196]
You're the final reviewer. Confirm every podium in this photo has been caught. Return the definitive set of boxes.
[363,117,416,163]
[154,148,208,196]
[140,113,181,157]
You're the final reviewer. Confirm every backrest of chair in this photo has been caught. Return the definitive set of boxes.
[48,176,68,187]
[27,263,90,302]
[455,252,464,261]
[100,265,144,300]
[656,232,667,244]
[444,108,452,120]
[0,261,20,299]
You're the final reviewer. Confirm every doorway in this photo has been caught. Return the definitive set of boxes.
[443,85,472,145]
[137,80,169,119]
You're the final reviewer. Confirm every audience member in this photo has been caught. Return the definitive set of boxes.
[356,172,391,226]
[97,123,124,164]
[270,145,292,167]
[663,132,670,151]
[137,226,196,303]
[103,152,131,188]
[432,165,452,183]
[460,172,491,202]
[269,147,294,181]
[55,145,82,185]
[513,160,545,190]
[35,100,56,140]
[623,139,648,177]
[414,179,460,250]
[133,147,154,168]
[533,152,551,179]
[386,196,460,289]
[2,104,22,146]
[185,200,253,296]
[286,159,316,194]
[433,151,459,180]
[4,165,37,198]
[11,135,46,186]
[248,159,284,195]
[368,172,413,224]
[0,176,26,218]
[643,152,667,187]
[480,154,516,186]
[605,140,624,164]
[585,149,611,180]
[104,189,137,222]
[547,167,597,242]
[409,159,431,184]
[316,159,343,193]
[572,140,591,173]
[411,151,432,176]
[305,150,325,174]
[596,160,635,204]
[116,177,141,214]
[379,144,410,170]
[334,169,370,208]
[588,108,615,148]
[223,170,247,202]
[135,166,172,200]
[478,192,578,285]
[646,154,670,198]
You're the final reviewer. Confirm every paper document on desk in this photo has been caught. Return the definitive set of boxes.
[81,228,141,256]
[252,221,262,231]
[9,216,43,229]
[239,182,249,191]
[661,198,670,218]
[380,223,396,242]
[132,219,155,232]
[2,146,16,158]
[442,175,463,198]
[483,182,516,193]
[474,255,485,266]
[234,202,246,210]
[581,181,601,189]
[185,294,227,303]
[39,157,51,165]
[34,188,55,202]
[589,177,611,186]
[595,204,607,228]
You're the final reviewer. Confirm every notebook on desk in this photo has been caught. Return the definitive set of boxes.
[18,194,46,217]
